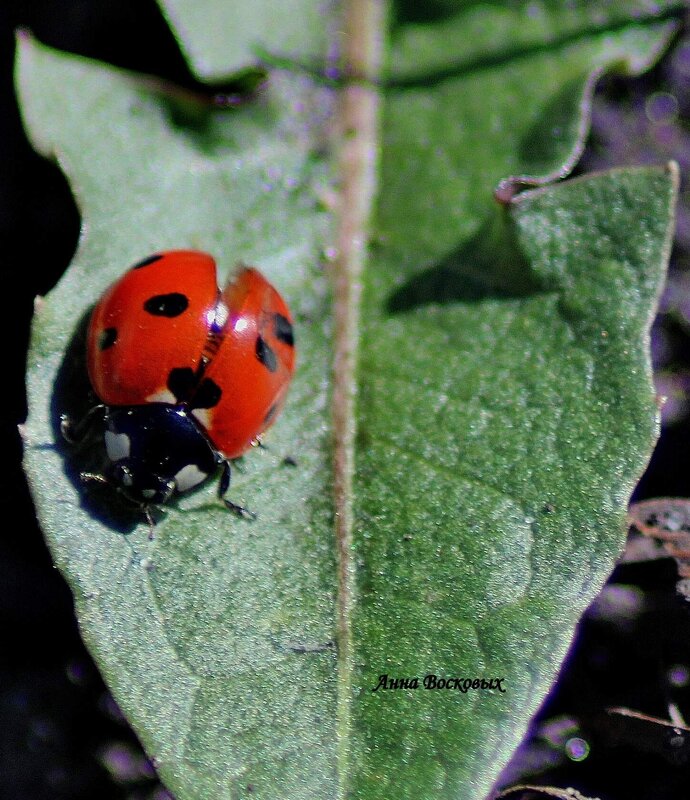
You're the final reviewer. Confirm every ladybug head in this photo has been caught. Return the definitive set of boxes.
[109,461,177,507]
[103,405,219,510]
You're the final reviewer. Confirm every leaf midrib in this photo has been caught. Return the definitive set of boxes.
[333,0,384,794]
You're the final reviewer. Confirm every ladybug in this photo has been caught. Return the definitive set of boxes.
[63,250,295,523]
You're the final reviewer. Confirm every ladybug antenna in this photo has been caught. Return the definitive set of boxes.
[144,505,156,538]
[79,471,110,487]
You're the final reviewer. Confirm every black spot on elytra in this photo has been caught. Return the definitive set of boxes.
[144,292,189,317]
[99,327,117,350]
[131,253,164,270]
[274,313,294,346]
[168,367,197,402]
[255,335,277,372]
[193,378,222,409]
[168,368,222,408]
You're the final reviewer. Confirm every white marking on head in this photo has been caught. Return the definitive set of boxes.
[146,388,177,404]
[174,464,208,492]
[234,317,249,333]
[105,431,130,462]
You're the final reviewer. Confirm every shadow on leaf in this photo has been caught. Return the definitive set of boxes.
[387,207,548,313]
[391,0,477,26]
[51,310,142,534]
[131,69,271,157]
[518,75,589,175]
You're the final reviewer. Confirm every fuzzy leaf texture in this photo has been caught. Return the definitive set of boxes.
[17,1,682,799]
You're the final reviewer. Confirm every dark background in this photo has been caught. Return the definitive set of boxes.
[1,2,690,799]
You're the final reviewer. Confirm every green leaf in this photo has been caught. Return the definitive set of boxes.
[353,165,677,799]
[17,2,681,799]
[18,32,338,800]
[157,0,329,79]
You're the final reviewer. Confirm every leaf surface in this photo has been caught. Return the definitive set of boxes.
[157,0,329,79]
[19,33,338,800]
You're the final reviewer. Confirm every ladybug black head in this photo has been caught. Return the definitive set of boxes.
[103,405,219,509]
[109,461,176,507]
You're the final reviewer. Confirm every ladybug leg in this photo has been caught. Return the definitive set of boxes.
[79,471,110,486]
[143,505,157,538]
[219,461,256,520]
[81,471,161,534]
[251,436,269,450]
[61,404,107,448]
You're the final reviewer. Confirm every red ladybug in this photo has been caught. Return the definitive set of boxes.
[65,250,295,521]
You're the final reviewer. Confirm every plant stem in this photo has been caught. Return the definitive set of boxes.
[333,0,384,794]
